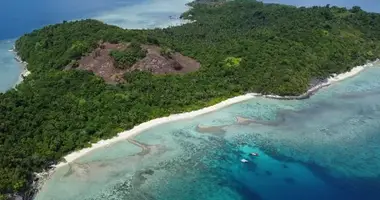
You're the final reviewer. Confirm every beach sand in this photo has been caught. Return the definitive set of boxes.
[51,60,378,170]
[264,60,378,99]
[13,49,31,88]
[54,93,258,168]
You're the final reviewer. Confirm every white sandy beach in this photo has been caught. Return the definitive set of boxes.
[328,60,378,83]
[53,59,379,170]
[13,55,31,88]
[264,60,379,99]
[54,93,258,168]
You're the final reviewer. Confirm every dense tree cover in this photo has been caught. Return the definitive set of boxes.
[1,0,380,198]
[224,57,242,68]
[109,42,147,69]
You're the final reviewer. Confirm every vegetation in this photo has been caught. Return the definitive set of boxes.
[223,57,242,68]
[1,0,380,197]
[160,47,175,58]
[109,42,147,69]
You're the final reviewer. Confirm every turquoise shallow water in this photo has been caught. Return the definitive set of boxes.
[1,0,378,93]
[36,65,380,200]
[0,0,191,93]
[0,40,22,93]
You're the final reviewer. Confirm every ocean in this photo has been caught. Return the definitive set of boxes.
[2,1,380,199]
[35,65,380,200]
[0,0,191,92]
[0,0,379,92]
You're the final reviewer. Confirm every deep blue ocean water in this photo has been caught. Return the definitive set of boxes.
[1,1,380,200]
[0,0,141,39]
[0,0,190,92]
[0,0,137,92]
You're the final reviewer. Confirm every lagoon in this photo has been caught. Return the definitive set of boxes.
[1,0,379,92]
[36,66,380,200]
[0,0,191,92]
[1,1,380,199]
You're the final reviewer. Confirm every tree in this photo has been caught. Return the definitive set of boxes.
[351,6,362,13]
[223,57,242,68]
[110,43,146,69]
[3,1,380,197]
[160,47,174,58]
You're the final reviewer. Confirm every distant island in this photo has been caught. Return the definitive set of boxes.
[1,0,380,199]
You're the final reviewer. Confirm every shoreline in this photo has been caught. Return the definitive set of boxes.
[264,59,379,100]
[31,59,379,198]
[12,46,31,88]
[52,59,379,170]
[53,92,258,168]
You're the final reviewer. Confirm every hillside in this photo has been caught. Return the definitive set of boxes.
[2,0,380,198]
[69,42,200,83]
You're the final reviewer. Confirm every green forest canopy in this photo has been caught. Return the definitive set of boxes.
[109,42,147,69]
[1,0,380,198]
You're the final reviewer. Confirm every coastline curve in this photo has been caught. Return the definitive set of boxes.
[52,59,379,171]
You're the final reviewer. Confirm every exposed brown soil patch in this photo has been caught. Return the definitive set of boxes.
[74,42,128,83]
[71,43,200,84]
[130,45,201,74]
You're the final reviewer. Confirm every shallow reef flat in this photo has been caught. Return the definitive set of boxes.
[35,67,380,200]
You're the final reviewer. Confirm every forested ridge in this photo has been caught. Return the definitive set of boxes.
[2,0,380,198]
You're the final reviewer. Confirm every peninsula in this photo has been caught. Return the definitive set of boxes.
[1,0,380,199]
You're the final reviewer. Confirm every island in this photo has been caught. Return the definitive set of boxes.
[1,0,380,199]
